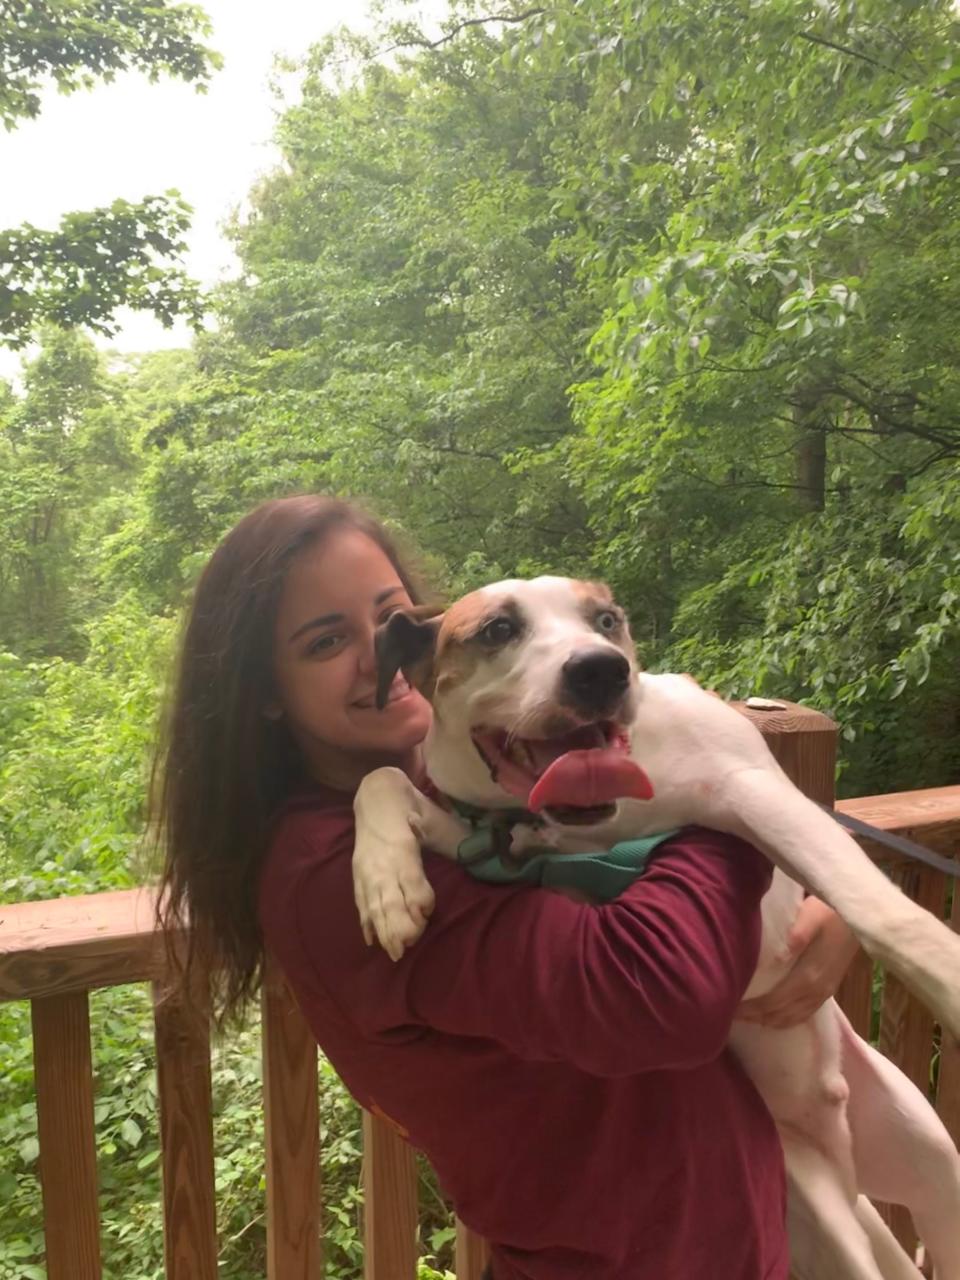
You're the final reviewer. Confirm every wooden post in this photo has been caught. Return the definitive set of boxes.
[734,699,837,803]
[31,992,102,1280]
[455,1217,491,1279]
[736,699,944,1258]
[734,700,845,1280]
[362,1110,418,1280]
[262,958,322,1280]
[735,698,874,1040]
[152,982,218,1280]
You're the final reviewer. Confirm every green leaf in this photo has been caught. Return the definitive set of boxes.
[121,1117,143,1147]
[18,1137,38,1164]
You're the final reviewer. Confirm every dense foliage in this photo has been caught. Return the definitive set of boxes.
[0,1,216,347]
[1,0,958,1275]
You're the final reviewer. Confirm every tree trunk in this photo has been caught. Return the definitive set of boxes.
[793,388,826,513]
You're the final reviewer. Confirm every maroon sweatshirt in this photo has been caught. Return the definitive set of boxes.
[258,786,788,1280]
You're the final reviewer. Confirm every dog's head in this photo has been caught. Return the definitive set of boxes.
[376,576,651,821]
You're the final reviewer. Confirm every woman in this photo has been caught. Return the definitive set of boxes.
[157,493,856,1280]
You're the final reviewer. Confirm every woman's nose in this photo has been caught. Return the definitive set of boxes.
[356,626,378,676]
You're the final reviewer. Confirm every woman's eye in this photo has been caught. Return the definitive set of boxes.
[478,616,517,646]
[307,633,342,655]
[595,610,620,634]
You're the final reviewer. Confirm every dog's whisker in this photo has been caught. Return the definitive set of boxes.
[509,700,554,742]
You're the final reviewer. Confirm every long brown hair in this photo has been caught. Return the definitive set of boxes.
[155,495,423,1026]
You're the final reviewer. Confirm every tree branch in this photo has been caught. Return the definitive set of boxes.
[908,446,959,478]
[797,30,900,77]
[828,381,959,450]
[381,8,547,57]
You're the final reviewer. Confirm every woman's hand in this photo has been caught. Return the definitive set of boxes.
[736,897,861,1029]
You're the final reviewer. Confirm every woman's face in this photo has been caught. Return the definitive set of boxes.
[272,529,433,786]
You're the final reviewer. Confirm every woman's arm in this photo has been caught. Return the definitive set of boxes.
[278,821,773,1078]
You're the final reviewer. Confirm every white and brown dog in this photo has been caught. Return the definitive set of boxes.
[351,576,960,1280]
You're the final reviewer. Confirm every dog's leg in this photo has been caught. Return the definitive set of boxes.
[353,766,467,960]
[731,1003,931,1279]
[718,768,960,1042]
[730,1004,858,1202]
[836,1009,960,1280]
[784,1134,910,1280]
[854,1200,927,1280]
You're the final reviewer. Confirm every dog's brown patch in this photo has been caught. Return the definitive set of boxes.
[569,579,636,664]
[570,579,614,608]
[432,589,513,696]
[438,591,500,648]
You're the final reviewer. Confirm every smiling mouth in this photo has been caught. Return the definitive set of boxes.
[470,721,653,824]
[356,677,411,710]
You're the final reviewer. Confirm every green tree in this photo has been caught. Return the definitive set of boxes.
[0,329,143,655]
[0,0,219,347]
[198,21,596,589]
[502,0,960,790]
[3,4,960,1275]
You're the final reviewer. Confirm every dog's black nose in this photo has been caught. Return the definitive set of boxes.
[561,649,631,711]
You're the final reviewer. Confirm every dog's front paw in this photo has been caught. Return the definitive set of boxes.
[353,842,436,962]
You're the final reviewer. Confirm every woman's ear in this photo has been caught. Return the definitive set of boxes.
[375,607,443,709]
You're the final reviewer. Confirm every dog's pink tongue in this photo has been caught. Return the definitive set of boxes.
[528,750,654,813]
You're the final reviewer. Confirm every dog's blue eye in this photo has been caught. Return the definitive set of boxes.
[479,616,516,646]
[595,610,620,634]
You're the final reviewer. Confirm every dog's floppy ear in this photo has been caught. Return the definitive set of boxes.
[375,606,443,709]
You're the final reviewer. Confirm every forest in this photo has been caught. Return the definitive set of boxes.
[1,1,958,1275]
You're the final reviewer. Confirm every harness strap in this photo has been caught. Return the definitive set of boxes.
[450,796,542,866]
[462,831,680,898]
[448,796,960,883]
[824,805,960,880]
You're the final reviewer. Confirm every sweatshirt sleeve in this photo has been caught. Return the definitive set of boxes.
[272,816,773,1078]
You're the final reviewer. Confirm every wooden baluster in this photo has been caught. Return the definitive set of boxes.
[262,959,321,1280]
[937,865,960,1149]
[455,1217,490,1279]
[875,863,948,1254]
[363,1110,418,1279]
[32,991,102,1280]
[153,981,218,1280]
[836,949,875,1043]
[877,865,946,1093]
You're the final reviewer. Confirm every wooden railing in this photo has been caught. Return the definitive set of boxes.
[0,702,958,1277]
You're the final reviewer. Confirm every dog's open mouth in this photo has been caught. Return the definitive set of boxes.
[471,721,653,824]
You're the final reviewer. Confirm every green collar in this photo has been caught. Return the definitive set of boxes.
[448,796,678,902]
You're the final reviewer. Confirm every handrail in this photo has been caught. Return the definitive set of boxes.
[3,787,958,1006]
[0,887,161,1002]
[2,716,957,1278]
[837,785,960,858]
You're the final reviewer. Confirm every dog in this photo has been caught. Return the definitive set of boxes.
[351,575,960,1280]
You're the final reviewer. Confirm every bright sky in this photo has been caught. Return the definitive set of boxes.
[0,0,446,380]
